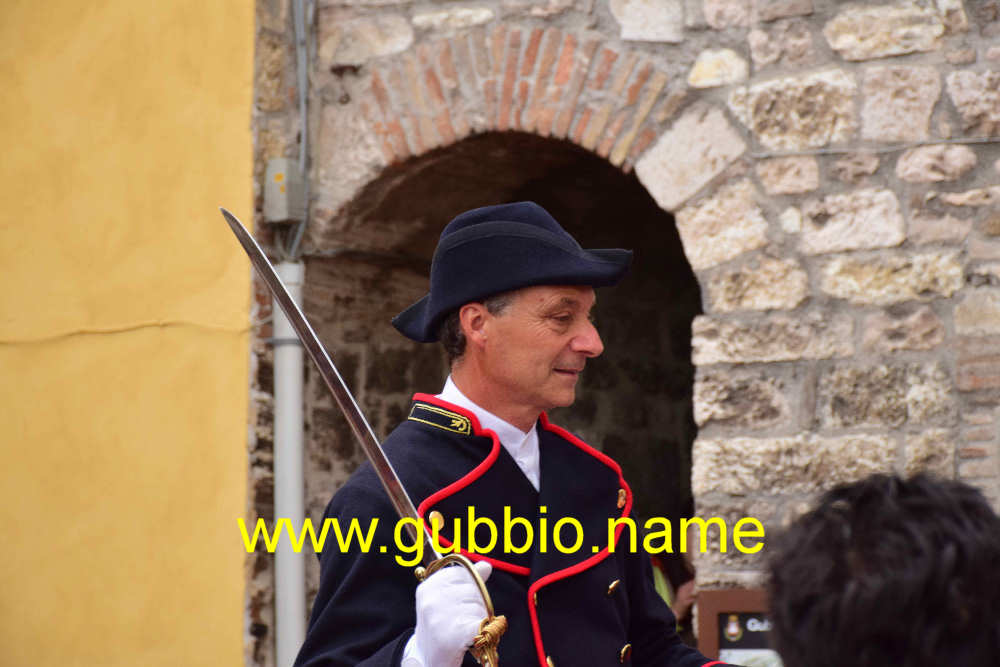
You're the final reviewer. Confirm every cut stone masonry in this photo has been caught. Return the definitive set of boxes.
[248,0,1000,660]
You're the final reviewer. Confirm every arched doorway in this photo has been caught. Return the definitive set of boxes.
[301,130,702,602]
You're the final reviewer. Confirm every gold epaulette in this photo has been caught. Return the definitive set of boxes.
[408,402,472,435]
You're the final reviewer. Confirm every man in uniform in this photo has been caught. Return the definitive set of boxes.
[295,202,736,667]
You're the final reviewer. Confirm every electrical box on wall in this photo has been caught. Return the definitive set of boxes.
[264,158,306,223]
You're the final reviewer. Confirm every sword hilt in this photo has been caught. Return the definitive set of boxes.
[415,554,507,667]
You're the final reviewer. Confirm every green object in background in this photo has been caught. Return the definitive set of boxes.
[650,559,682,632]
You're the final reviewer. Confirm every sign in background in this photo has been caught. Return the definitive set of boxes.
[697,589,783,667]
[717,611,783,667]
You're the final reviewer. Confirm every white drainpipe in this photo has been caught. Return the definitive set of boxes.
[274,261,306,666]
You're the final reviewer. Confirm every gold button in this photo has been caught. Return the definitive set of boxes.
[428,511,444,530]
[533,592,538,606]
[607,579,620,596]
[546,657,555,667]
[619,643,632,663]
[617,488,626,509]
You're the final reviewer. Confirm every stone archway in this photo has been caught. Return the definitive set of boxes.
[300,25,764,547]
[301,129,702,604]
[313,24,700,222]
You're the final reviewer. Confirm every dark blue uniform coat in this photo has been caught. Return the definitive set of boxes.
[295,395,731,667]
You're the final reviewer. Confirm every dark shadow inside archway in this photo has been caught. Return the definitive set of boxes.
[302,131,701,545]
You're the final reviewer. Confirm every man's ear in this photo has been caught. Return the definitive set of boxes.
[459,302,489,351]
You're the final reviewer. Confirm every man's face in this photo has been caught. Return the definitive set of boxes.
[479,284,603,415]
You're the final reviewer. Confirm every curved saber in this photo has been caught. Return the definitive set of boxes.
[220,207,441,565]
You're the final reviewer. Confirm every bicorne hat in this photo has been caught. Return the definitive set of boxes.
[392,201,633,342]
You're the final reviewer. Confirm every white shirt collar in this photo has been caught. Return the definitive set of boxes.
[436,375,540,490]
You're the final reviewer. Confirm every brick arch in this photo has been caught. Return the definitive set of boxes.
[356,24,684,178]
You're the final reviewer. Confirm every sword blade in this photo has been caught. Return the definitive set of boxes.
[220,207,440,565]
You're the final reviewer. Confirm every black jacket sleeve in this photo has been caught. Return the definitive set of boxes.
[294,481,419,667]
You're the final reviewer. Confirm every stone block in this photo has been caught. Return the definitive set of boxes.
[831,152,879,184]
[800,188,904,255]
[687,49,748,88]
[957,336,1000,391]
[674,180,769,270]
[693,433,896,496]
[692,312,854,365]
[314,103,386,216]
[779,207,802,234]
[502,0,576,17]
[959,456,998,479]
[683,0,706,28]
[695,570,766,591]
[963,412,994,426]
[728,69,856,151]
[945,48,977,65]
[909,214,972,245]
[823,3,944,61]
[936,0,970,32]
[756,0,813,22]
[256,116,297,162]
[635,104,746,212]
[256,33,290,112]
[748,19,816,69]
[971,1,1000,37]
[694,369,797,430]
[704,0,751,28]
[896,144,977,182]
[609,0,684,43]
[946,70,1000,136]
[706,257,808,311]
[904,429,956,477]
[933,186,1000,208]
[966,263,1000,287]
[970,238,1000,261]
[955,289,1000,335]
[979,214,1000,237]
[820,251,963,306]
[687,497,778,570]
[412,7,494,31]
[963,428,994,443]
[322,0,414,4]
[818,363,955,429]
[756,156,819,194]
[862,305,946,353]
[747,29,779,67]
[983,214,1000,237]
[257,0,290,33]
[862,66,940,142]
[318,14,414,67]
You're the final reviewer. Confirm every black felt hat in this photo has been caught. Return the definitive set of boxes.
[392,201,633,342]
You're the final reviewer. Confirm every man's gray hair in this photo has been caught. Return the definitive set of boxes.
[438,292,515,363]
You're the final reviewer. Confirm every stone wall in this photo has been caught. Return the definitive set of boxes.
[249,0,1000,662]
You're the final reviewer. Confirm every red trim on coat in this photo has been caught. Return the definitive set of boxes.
[526,412,634,667]
[407,394,635,667]
[410,393,530,576]
[702,662,726,666]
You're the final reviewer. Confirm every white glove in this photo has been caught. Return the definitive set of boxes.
[408,560,493,667]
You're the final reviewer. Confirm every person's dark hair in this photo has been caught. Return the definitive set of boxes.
[438,292,515,363]
[767,473,1000,667]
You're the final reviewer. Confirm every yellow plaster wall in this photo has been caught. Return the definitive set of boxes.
[0,1,253,664]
